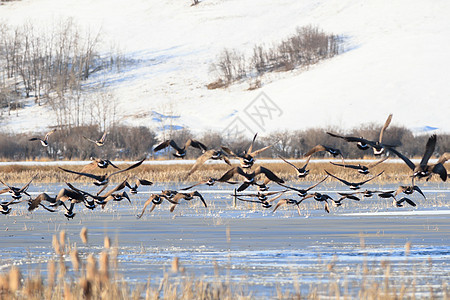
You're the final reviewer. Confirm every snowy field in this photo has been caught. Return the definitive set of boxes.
[1,182,449,297]
[0,0,449,136]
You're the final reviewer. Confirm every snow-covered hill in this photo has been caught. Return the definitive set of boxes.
[0,0,449,136]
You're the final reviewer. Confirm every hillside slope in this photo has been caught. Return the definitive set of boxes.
[0,0,449,135]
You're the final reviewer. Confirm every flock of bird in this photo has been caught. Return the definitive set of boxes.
[0,114,448,218]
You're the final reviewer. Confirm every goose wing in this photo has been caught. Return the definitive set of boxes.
[387,147,415,171]
[187,150,215,176]
[255,166,284,184]
[107,158,145,179]
[304,145,326,157]
[58,167,103,181]
[379,114,393,143]
[419,134,436,168]
[366,156,388,168]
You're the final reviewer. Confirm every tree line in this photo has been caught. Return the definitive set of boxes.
[0,124,446,161]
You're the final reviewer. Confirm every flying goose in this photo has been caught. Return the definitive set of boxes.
[221,133,272,168]
[278,175,329,197]
[79,157,119,174]
[327,114,394,155]
[168,191,207,212]
[0,175,37,200]
[217,166,284,192]
[394,185,425,199]
[301,192,334,213]
[58,158,145,186]
[330,156,388,175]
[136,193,178,219]
[279,155,311,178]
[53,186,95,210]
[29,129,57,147]
[236,191,286,209]
[272,198,305,215]
[304,145,345,165]
[393,197,417,208]
[27,193,58,212]
[186,149,231,176]
[325,170,384,190]
[180,177,237,190]
[83,132,107,147]
[65,181,129,208]
[387,135,447,182]
[154,139,207,158]
[125,176,153,194]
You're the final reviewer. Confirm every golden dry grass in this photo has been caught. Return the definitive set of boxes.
[0,159,441,185]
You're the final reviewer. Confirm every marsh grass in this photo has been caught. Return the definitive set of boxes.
[0,230,447,299]
[0,159,437,184]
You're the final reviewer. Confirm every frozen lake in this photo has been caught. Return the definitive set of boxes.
[1,181,449,298]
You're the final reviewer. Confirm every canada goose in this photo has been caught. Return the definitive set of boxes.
[186,149,231,176]
[27,193,57,212]
[393,197,416,207]
[333,192,362,207]
[394,185,425,199]
[221,133,272,168]
[327,114,394,155]
[65,180,129,209]
[272,198,304,215]
[136,193,177,219]
[236,191,285,209]
[279,155,311,178]
[59,201,76,219]
[79,157,119,174]
[180,177,237,190]
[304,145,345,165]
[278,175,329,197]
[336,192,362,202]
[83,132,107,147]
[168,191,207,212]
[58,158,145,186]
[0,203,12,215]
[233,190,287,202]
[0,175,36,200]
[217,166,284,192]
[125,176,153,194]
[387,135,447,182]
[330,156,388,175]
[0,199,23,215]
[301,192,334,213]
[154,139,207,158]
[325,170,384,190]
[29,129,57,147]
[53,186,95,210]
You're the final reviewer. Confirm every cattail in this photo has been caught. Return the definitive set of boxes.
[8,267,21,293]
[104,236,111,249]
[59,258,67,279]
[70,249,80,272]
[86,254,97,282]
[63,282,74,300]
[59,230,66,251]
[52,235,62,255]
[171,257,180,273]
[99,251,109,282]
[80,227,88,244]
[405,241,411,256]
[47,259,56,288]
[79,278,91,299]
